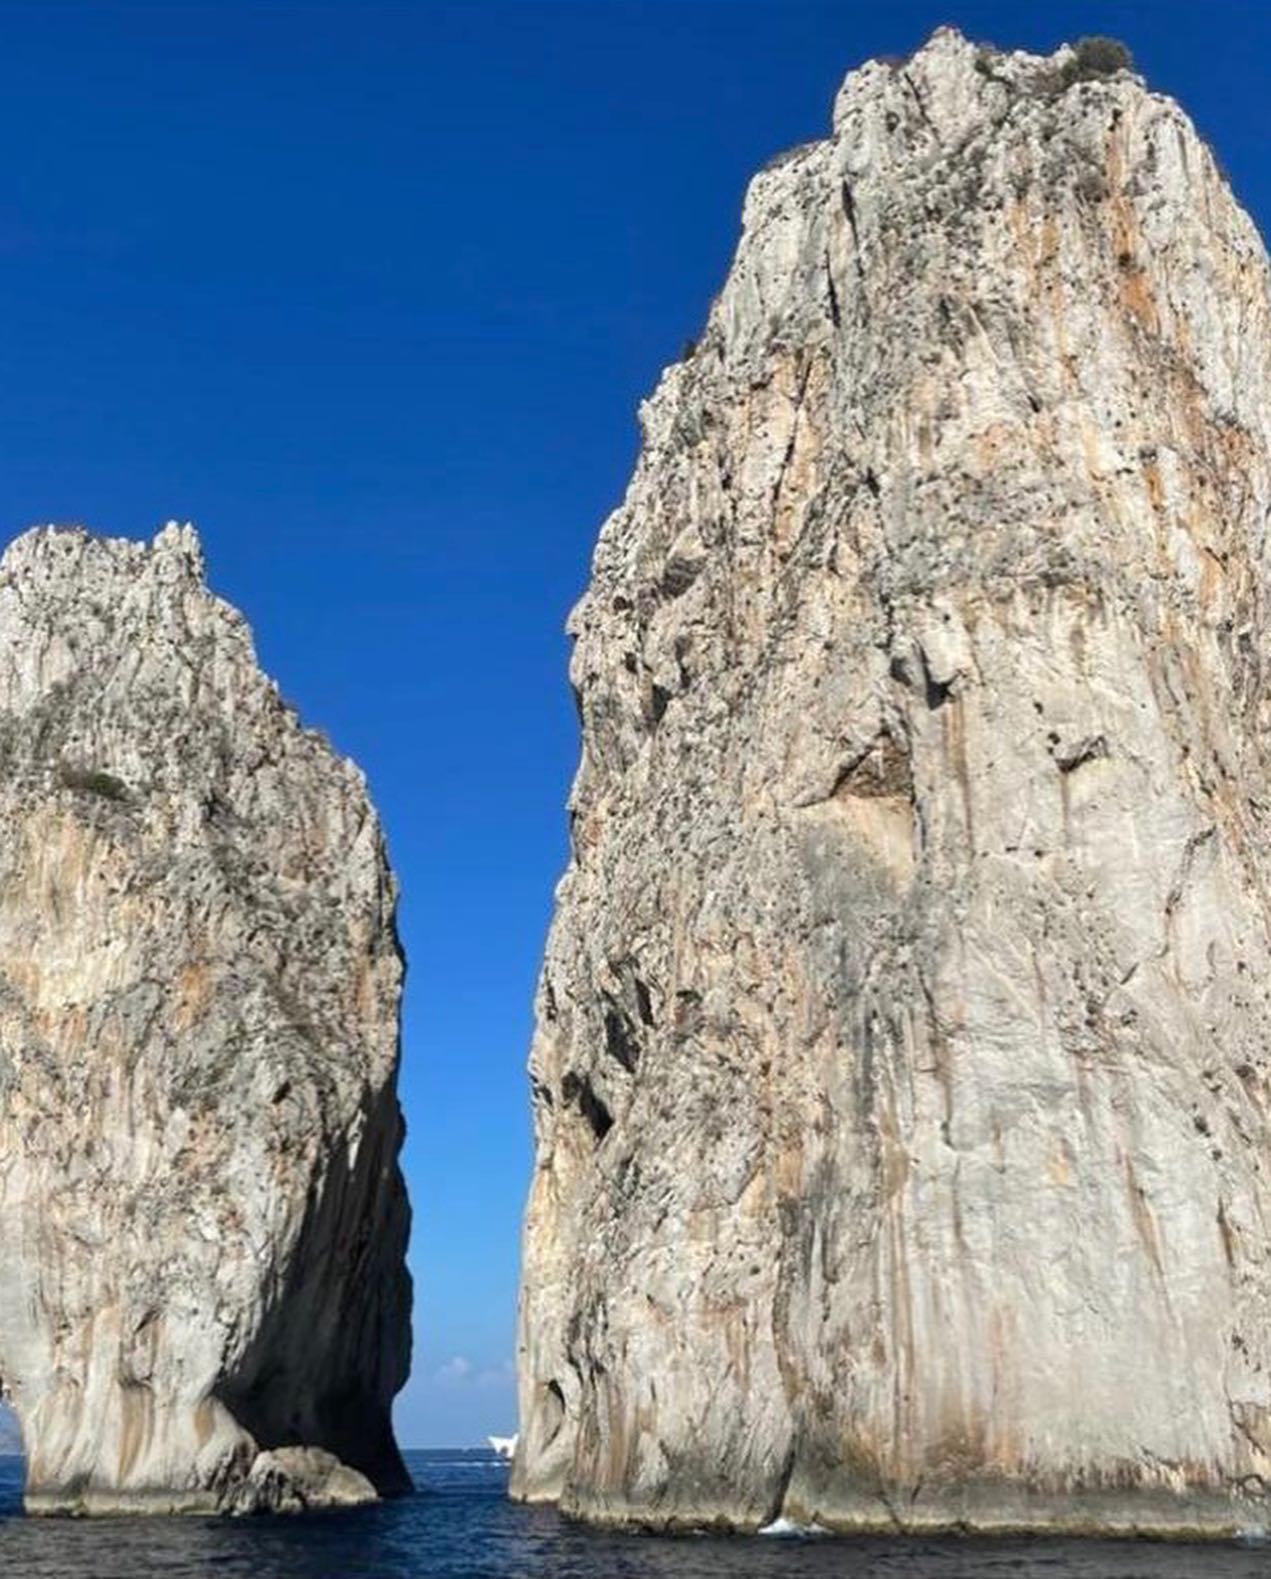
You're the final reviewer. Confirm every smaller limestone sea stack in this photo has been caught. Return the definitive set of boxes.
[0,523,412,1514]
[517,28,1271,1537]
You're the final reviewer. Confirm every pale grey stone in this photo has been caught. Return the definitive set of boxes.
[234,1447,378,1514]
[0,522,411,1515]
[514,28,1271,1537]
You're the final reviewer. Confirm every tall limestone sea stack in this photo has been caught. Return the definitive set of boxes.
[515,29,1271,1535]
[0,523,411,1513]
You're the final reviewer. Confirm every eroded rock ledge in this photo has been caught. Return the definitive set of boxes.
[0,523,411,1514]
[515,29,1271,1536]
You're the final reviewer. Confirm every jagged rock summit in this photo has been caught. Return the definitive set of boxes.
[515,28,1271,1536]
[0,522,411,1513]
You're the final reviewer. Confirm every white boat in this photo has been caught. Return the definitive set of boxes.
[487,1434,517,1462]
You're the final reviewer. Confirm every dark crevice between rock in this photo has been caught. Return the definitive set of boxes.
[824,252,841,327]
[602,1002,640,1073]
[921,660,954,711]
[633,976,654,1028]
[540,1379,567,1448]
[840,181,863,271]
[561,1071,614,1144]
[764,1440,798,1527]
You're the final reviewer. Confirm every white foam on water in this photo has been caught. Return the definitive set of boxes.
[757,1516,827,1538]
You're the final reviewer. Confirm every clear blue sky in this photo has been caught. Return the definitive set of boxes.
[0,1,1267,1448]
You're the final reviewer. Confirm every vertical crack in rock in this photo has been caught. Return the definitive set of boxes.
[515,26,1271,1536]
[0,522,411,1514]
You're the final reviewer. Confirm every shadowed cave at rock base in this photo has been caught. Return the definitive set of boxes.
[213,1081,414,1500]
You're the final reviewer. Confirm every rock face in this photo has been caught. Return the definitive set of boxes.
[515,30,1271,1536]
[0,523,411,1514]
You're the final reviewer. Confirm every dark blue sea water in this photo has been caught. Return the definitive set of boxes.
[0,1450,1268,1578]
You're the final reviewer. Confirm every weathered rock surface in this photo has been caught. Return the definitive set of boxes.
[0,523,411,1514]
[236,1447,378,1513]
[515,29,1271,1536]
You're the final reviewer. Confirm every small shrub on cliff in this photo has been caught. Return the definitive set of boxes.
[1062,36,1134,85]
[1027,35,1134,99]
[60,764,129,802]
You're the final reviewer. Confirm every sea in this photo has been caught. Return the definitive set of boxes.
[0,1449,1269,1578]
